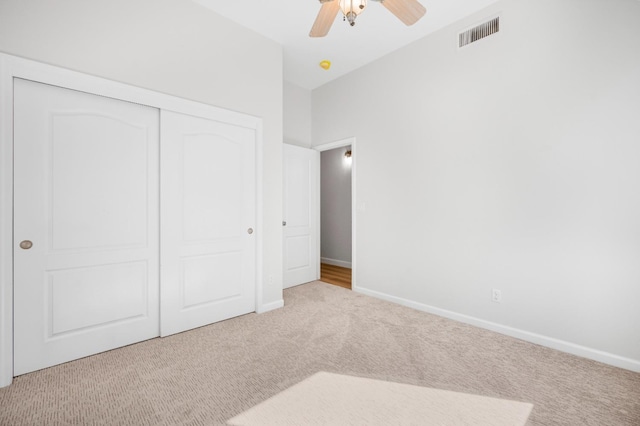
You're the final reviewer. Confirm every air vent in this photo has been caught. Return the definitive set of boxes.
[458,16,500,48]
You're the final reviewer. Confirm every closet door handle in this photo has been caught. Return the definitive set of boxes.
[247,228,254,235]
[20,240,33,250]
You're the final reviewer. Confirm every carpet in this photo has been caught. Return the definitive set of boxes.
[228,372,533,425]
[1,282,638,425]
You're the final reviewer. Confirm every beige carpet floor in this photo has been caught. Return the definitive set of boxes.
[0,281,639,425]
[228,372,533,425]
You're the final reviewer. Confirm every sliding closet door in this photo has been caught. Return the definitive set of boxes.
[13,79,160,375]
[160,111,256,337]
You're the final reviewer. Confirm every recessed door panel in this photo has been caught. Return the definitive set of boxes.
[50,113,149,251]
[182,253,243,309]
[49,262,148,336]
[183,134,243,242]
[13,79,160,375]
[161,110,256,337]
[287,160,311,228]
[286,236,311,271]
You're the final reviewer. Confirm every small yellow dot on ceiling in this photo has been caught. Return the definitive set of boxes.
[319,60,331,70]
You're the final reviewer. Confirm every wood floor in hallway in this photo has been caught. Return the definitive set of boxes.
[320,263,351,290]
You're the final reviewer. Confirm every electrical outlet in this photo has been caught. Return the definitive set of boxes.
[492,288,502,303]
[269,275,274,285]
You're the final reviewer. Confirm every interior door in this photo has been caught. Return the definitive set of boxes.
[283,144,319,288]
[13,78,160,375]
[160,110,256,337]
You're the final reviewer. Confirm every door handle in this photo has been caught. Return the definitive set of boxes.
[282,221,287,226]
[19,240,33,250]
[247,228,254,235]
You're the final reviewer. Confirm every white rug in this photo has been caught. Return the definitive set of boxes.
[228,372,533,425]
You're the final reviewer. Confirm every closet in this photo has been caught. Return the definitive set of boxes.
[11,77,257,375]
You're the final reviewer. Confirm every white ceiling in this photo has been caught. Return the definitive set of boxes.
[194,0,499,90]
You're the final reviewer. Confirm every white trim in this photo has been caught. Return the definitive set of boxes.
[315,151,321,281]
[254,122,265,314]
[314,137,357,291]
[0,55,14,388]
[0,53,265,387]
[4,60,260,129]
[320,257,352,269]
[314,139,355,153]
[256,299,284,314]
[354,286,640,373]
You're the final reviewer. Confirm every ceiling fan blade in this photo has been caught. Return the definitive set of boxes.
[381,0,426,26]
[309,0,341,37]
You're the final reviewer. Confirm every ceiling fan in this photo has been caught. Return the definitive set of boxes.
[310,0,426,37]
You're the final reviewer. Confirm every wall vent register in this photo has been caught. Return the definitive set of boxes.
[459,16,500,48]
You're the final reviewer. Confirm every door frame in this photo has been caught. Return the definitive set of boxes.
[313,137,357,290]
[0,53,264,387]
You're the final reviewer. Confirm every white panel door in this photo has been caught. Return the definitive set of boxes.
[13,79,160,375]
[283,144,319,288]
[160,110,256,337]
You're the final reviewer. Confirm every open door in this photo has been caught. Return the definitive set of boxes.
[283,144,319,288]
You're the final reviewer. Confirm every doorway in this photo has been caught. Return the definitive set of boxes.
[315,138,356,290]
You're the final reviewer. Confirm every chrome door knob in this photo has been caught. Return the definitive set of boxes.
[20,240,33,250]
[247,228,254,235]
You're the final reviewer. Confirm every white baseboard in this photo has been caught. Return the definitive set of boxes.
[354,286,640,373]
[321,257,352,269]
[256,299,284,314]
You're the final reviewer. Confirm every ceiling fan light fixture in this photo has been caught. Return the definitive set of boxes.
[340,0,367,26]
[309,0,425,38]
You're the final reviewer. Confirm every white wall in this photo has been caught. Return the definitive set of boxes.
[284,81,312,148]
[312,0,640,369]
[321,147,352,266]
[0,0,284,306]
